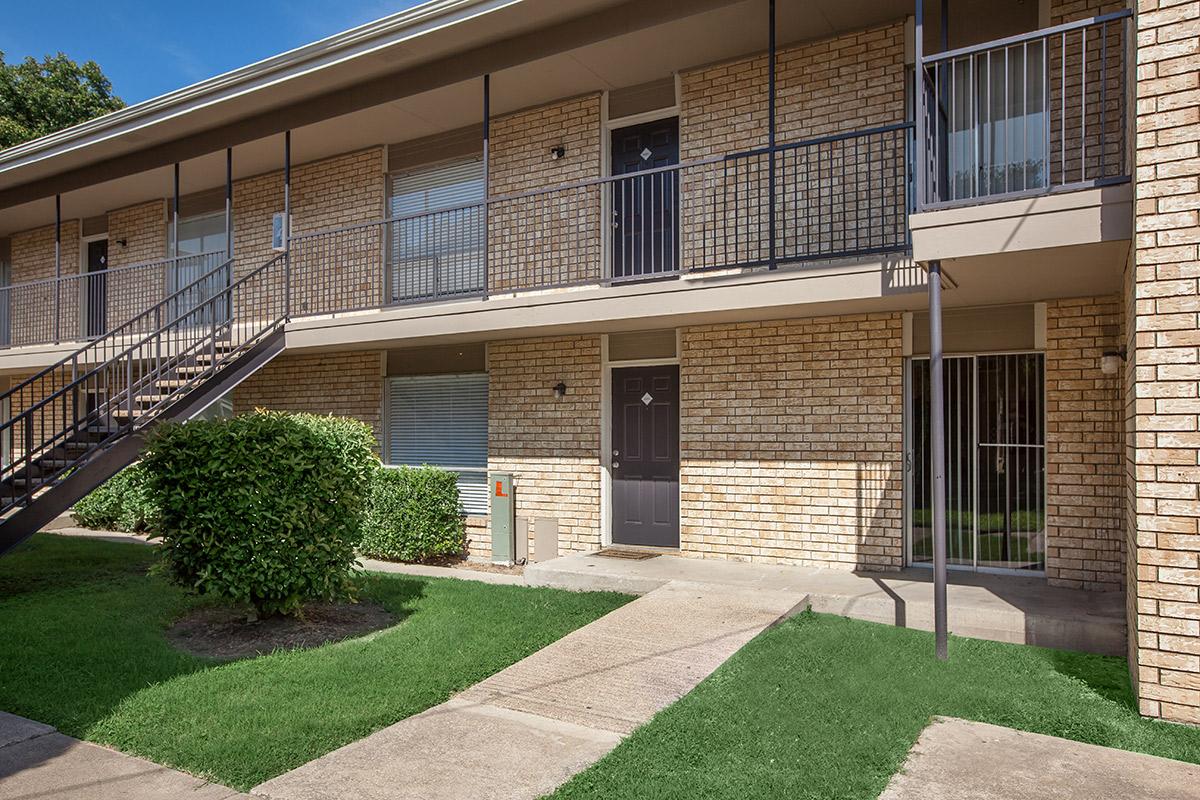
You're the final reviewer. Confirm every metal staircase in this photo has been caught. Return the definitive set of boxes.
[0,253,291,556]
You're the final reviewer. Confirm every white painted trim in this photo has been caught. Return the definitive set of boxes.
[605,105,681,130]
[599,334,612,547]
[902,311,913,357]
[1033,302,1047,350]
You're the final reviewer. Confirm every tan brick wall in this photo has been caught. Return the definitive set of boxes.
[487,95,602,292]
[236,148,385,318]
[678,21,908,269]
[678,314,904,569]
[8,221,81,345]
[1045,296,1126,590]
[487,335,602,556]
[231,350,383,443]
[106,200,169,328]
[1129,0,1200,725]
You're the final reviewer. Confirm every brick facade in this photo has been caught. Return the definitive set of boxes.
[1044,296,1127,590]
[8,221,80,346]
[236,148,385,317]
[678,314,904,569]
[487,336,602,557]
[678,21,907,270]
[231,350,383,442]
[106,201,169,328]
[487,95,602,293]
[1128,0,1200,725]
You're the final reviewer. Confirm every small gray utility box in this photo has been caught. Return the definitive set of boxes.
[490,472,515,564]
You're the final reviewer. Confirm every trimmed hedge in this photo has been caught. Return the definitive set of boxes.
[72,462,156,532]
[359,466,466,562]
[142,411,378,617]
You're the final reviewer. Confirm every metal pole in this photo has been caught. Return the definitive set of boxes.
[284,131,291,319]
[225,148,233,259]
[767,0,777,269]
[173,163,180,256]
[914,0,926,209]
[941,0,949,50]
[53,194,61,343]
[929,259,948,660]
[483,73,490,300]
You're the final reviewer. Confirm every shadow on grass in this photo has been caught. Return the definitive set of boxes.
[1048,648,1138,711]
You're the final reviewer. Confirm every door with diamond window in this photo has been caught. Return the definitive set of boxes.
[611,364,679,547]
[610,118,679,279]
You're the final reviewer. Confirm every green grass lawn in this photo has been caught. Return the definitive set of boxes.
[550,612,1200,800]
[0,534,629,790]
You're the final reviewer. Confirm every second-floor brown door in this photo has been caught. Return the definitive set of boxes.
[85,239,108,338]
[611,117,679,279]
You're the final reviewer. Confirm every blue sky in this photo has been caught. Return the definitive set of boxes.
[1,1,425,105]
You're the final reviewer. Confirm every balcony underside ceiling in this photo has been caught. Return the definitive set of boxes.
[0,0,910,233]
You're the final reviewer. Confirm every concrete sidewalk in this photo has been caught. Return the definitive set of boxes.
[525,551,1126,656]
[0,712,246,800]
[253,581,808,800]
[881,717,1200,800]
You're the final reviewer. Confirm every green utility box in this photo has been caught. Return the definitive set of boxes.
[490,472,515,564]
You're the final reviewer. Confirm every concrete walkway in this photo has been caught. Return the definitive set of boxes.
[253,581,808,800]
[881,717,1200,800]
[0,712,246,800]
[526,551,1126,656]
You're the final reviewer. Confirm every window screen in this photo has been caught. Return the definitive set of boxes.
[388,158,485,303]
[385,373,488,515]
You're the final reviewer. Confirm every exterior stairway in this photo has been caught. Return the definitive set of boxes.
[0,253,290,555]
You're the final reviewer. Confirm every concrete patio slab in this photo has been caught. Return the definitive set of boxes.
[0,726,246,800]
[526,552,1126,655]
[880,717,1200,800]
[253,581,807,800]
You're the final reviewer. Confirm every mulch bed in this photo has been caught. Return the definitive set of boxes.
[167,601,395,661]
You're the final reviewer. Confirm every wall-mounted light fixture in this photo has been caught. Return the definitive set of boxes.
[1101,347,1127,375]
[116,238,128,247]
[549,145,565,161]
[553,381,568,399]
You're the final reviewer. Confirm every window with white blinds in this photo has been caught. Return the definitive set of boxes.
[385,373,489,515]
[388,158,485,303]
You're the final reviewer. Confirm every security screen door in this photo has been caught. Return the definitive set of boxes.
[907,353,1046,572]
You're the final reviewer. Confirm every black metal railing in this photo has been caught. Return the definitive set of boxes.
[0,253,287,511]
[0,251,226,350]
[287,123,912,316]
[919,10,1132,208]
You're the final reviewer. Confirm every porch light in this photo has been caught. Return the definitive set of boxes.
[553,381,568,399]
[549,146,565,160]
[1101,348,1126,375]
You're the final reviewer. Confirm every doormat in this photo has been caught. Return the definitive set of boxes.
[594,548,660,560]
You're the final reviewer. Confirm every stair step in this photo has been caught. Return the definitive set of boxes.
[134,394,174,405]
[154,379,193,390]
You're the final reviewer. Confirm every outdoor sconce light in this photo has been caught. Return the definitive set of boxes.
[116,238,128,247]
[1101,347,1127,375]
[553,381,568,399]
[549,145,566,160]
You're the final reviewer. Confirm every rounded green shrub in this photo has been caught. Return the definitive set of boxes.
[359,465,466,562]
[142,410,378,617]
[72,462,156,532]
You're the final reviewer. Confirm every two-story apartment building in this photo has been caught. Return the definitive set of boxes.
[0,0,1195,725]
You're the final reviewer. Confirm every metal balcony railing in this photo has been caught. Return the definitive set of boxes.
[0,251,227,350]
[288,123,912,316]
[918,10,1132,208]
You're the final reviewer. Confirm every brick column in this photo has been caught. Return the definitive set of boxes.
[1129,0,1200,724]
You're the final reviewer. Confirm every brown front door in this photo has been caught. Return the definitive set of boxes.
[611,364,679,547]
[84,238,108,337]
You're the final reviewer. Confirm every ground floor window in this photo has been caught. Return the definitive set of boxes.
[907,352,1046,573]
[384,372,488,515]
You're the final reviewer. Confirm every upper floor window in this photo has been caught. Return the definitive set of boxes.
[387,157,485,302]
[170,211,228,257]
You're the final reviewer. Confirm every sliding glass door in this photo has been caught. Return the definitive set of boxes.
[907,352,1046,573]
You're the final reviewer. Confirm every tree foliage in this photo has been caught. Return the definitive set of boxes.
[0,51,124,149]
